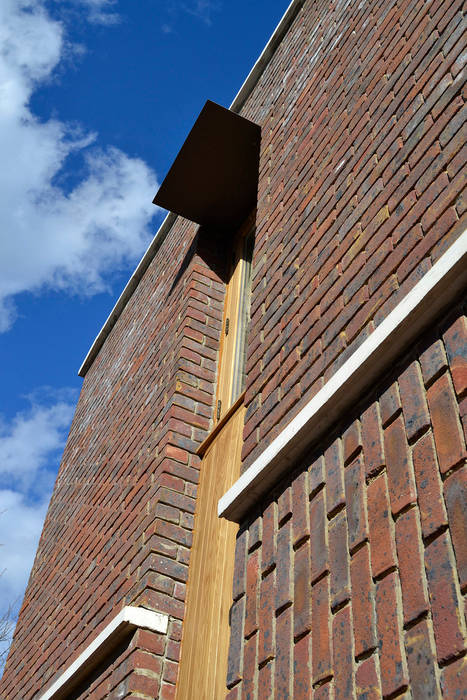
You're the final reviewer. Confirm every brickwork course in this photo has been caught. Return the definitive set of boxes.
[1,0,466,697]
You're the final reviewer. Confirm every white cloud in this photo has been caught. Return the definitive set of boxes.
[0,0,160,332]
[0,390,77,664]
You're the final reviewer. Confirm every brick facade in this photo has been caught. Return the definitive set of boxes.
[1,0,466,697]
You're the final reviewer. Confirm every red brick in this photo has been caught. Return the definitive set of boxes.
[375,572,409,698]
[384,415,417,515]
[329,509,351,609]
[293,634,312,699]
[345,455,368,552]
[395,508,429,625]
[248,513,262,552]
[261,500,276,575]
[444,467,467,591]
[312,575,332,685]
[361,402,385,479]
[242,632,257,700]
[258,661,273,700]
[310,489,329,583]
[412,430,448,538]
[351,544,377,658]
[405,618,440,700]
[226,685,241,700]
[444,315,467,398]
[245,549,260,638]
[380,382,402,427]
[309,454,325,496]
[292,470,310,545]
[275,519,292,612]
[332,604,355,699]
[441,655,467,699]
[275,606,292,700]
[419,339,448,386]
[258,568,275,667]
[399,361,431,442]
[355,655,381,700]
[294,540,312,639]
[425,531,466,663]
[325,438,345,516]
[427,373,466,473]
[227,597,245,688]
[342,419,362,465]
[232,528,249,601]
[367,473,397,578]
[278,485,292,525]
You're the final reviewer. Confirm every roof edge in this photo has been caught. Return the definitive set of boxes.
[78,0,304,377]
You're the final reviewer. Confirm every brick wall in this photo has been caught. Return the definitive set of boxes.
[238,0,466,471]
[226,304,467,698]
[0,223,227,698]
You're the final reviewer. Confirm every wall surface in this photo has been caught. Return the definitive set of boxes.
[1,0,466,697]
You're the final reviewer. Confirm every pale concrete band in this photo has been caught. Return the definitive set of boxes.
[219,229,467,523]
[38,606,169,700]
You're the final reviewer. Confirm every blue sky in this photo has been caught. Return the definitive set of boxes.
[0,0,288,660]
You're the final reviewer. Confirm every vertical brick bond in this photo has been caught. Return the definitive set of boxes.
[228,307,467,697]
[0,222,227,698]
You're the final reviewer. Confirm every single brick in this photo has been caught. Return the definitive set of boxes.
[444,315,467,397]
[242,632,257,700]
[312,575,332,684]
[232,527,248,601]
[444,467,467,591]
[332,604,355,700]
[292,470,310,545]
[261,500,276,575]
[399,361,431,441]
[275,606,292,699]
[351,544,377,658]
[361,402,385,479]
[293,634,312,699]
[384,415,417,515]
[258,661,273,700]
[275,519,292,612]
[245,549,260,638]
[294,540,311,639]
[325,437,345,516]
[420,339,448,386]
[380,382,401,426]
[441,655,467,699]
[278,485,292,525]
[355,655,381,700]
[248,512,262,552]
[395,508,429,625]
[345,455,368,552]
[227,597,245,688]
[309,454,325,496]
[405,618,440,700]
[310,489,329,583]
[375,572,409,698]
[329,509,351,609]
[425,531,466,663]
[427,373,466,473]
[259,569,275,666]
[367,473,397,579]
[342,419,362,465]
[412,430,448,539]
[313,680,334,700]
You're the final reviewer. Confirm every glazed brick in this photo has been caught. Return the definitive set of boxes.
[329,510,351,609]
[355,655,381,700]
[294,634,312,699]
[367,473,397,579]
[258,570,275,666]
[395,508,429,625]
[261,500,276,575]
[412,430,448,538]
[292,470,310,545]
[425,531,466,663]
[384,415,417,515]
[332,604,355,700]
[325,438,345,516]
[242,632,257,700]
[275,519,292,612]
[294,540,312,639]
[444,467,467,590]
[312,575,332,685]
[275,606,292,700]
[310,489,329,583]
[427,372,466,473]
[361,402,385,478]
[375,572,409,698]
[227,597,245,688]
[399,361,431,441]
[405,618,440,700]
[245,549,260,638]
[441,655,467,699]
[444,315,467,397]
[350,544,377,658]
[345,455,368,552]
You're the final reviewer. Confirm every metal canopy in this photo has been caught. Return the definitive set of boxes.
[153,100,261,230]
